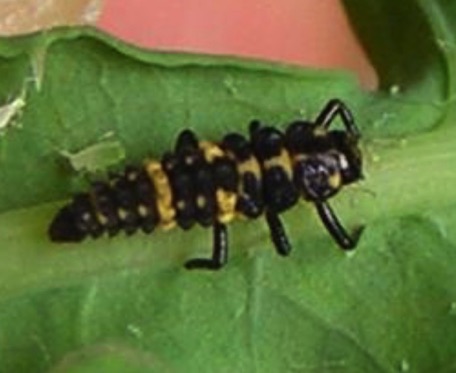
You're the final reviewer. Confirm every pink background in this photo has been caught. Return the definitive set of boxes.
[97,0,376,88]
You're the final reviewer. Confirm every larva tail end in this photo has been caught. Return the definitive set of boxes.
[49,206,86,243]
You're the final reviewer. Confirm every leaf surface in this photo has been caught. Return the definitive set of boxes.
[1,1,456,372]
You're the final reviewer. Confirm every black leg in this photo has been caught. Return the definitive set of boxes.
[175,129,199,153]
[315,201,363,250]
[314,99,360,138]
[185,222,228,270]
[265,210,292,256]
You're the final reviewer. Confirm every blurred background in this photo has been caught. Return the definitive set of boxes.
[0,0,376,88]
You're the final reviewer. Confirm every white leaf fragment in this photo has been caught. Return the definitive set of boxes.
[60,138,126,173]
[0,92,26,134]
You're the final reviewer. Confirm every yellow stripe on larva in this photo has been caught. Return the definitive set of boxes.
[145,160,176,230]
[199,141,238,224]
[237,156,262,179]
[328,172,342,189]
[199,141,225,162]
[216,189,237,223]
[263,148,294,179]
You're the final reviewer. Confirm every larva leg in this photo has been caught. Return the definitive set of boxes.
[265,210,291,256]
[314,201,363,250]
[314,99,360,138]
[185,222,228,270]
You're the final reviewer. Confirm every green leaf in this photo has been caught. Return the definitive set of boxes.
[1,1,456,372]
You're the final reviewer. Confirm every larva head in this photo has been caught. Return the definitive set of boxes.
[285,122,362,202]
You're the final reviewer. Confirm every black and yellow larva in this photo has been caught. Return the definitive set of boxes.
[49,99,363,270]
